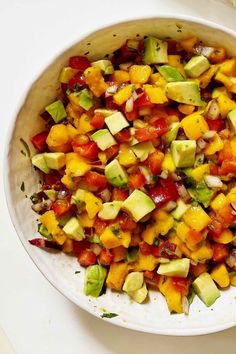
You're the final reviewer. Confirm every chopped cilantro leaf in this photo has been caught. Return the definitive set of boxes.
[101,312,118,319]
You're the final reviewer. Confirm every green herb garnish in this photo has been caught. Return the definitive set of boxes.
[101,312,118,319]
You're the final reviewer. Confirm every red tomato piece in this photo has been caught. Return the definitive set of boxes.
[98,248,114,266]
[94,217,109,236]
[128,170,146,189]
[106,96,120,110]
[206,118,225,132]
[78,249,97,267]
[67,72,86,90]
[148,178,179,207]
[31,131,48,152]
[68,56,91,70]
[139,241,153,256]
[42,171,62,190]
[152,117,168,136]
[51,198,72,217]
[72,141,99,160]
[104,144,120,159]
[124,108,139,121]
[118,213,137,231]
[134,93,154,108]
[146,150,164,175]
[220,159,236,175]
[208,218,225,238]
[172,277,189,296]
[167,40,177,55]
[218,140,233,163]
[135,126,158,142]
[115,129,131,143]
[111,188,129,201]
[212,243,230,262]
[90,112,105,129]
[72,239,90,256]
[209,162,219,176]
[84,171,107,189]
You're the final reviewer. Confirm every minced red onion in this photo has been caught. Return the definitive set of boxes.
[204,175,223,188]
[31,199,52,213]
[194,45,215,58]
[125,96,134,112]
[205,99,220,120]
[90,243,102,256]
[190,259,198,266]
[203,130,216,140]
[105,84,118,97]
[176,183,191,203]
[197,138,207,150]
[57,190,67,199]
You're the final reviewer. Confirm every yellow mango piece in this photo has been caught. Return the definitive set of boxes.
[62,238,73,253]
[178,104,195,115]
[144,86,168,104]
[176,222,190,242]
[215,229,234,244]
[66,103,83,127]
[59,67,78,83]
[110,70,130,84]
[77,113,94,134]
[40,211,67,245]
[198,65,217,89]
[191,242,213,263]
[61,174,77,190]
[215,71,233,90]
[159,277,183,314]
[230,84,236,94]
[217,94,236,118]
[101,225,131,249]
[118,143,137,167]
[78,212,95,227]
[191,164,210,182]
[150,73,167,87]
[179,242,192,258]
[46,124,69,147]
[84,66,108,97]
[180,36,198,52]
[133,252,159,271]
[168,55,185,76]
[230,137,236,157]
[66,124,79,140]
[162,153,176,173]
[211,263,230,288]
[230,274,236,286]
[65,153,91,177]
[141,224,157,245]
[183,206,211,231]
[220,58,236,76]
[180,113,209,140]
[84,192,102,219]
[106,262,129,291]
[153,209,174,236]
[53,231,67,245]
[204,133,223,155]
[210,193,228,212]
[113,84,134,105]
[98,152,107,165]
[129,65,151,84]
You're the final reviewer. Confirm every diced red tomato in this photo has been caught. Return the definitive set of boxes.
[124,108,139,121]
[111,188,129,201]
[139,241,153,256]
[98,248,113,266]
[128,170,146,189]
[135,126,158,142]
[115,129,131,143]
[118,213,137,231]
[218,140,233,163]
[106,96,120,110]
[78,249,97,267]
[212,243,230,262]
[104,144,120,159]
[208,217,225,238]
[72,141,99,160]
[148,178,179,207]
[206,118,225,132]
[146,150,164,175]
[152,117,168,136]
[90,112,105,129]
[94,217,109,235]
[209,162,219,176]
[72,239,90,256]
[67,72,86,90]
[31,131,48,152]
[68,56,91,70]
[219,159,236,175]
[144,270,160,286]
[134,93,154,108]
[42,171,62,190]
[51,197,72,217]
[172,277,189,296]
[84,171,107,189]
[165,107,181,118]
[167,40,177,55]
[217,204,235,227]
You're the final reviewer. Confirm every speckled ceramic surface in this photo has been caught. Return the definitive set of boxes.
[5,16,236,335]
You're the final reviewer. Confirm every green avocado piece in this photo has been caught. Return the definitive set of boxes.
[84,264,107,297]
[57,212,74,227]
[184,55,210,78]
[158,65,185,82]
[45,100,67,123]
[211,86,228,99]
[94,108,117,117]
[126,247,138,263]
[163,122,180,145]
[43,152,66,170]
[63,217,84,241]
[157,258,190,278]
[128,282,148,303]
[192,272,220,307]
[143,36,168,65]
[75,89,94,111]
[171,140,196,168]
[105,111,129,135]
[44,189,57,201]
[32,154,50,174]
[171,198,191,220]
[38,224,51,239]
[166,81,203,106]
[91,129,117,151]
[131,141,155,162]
[188,182,214,208]
[71,188,86,209]
[105,159,128,187]
[122,190,155,222]
[91,59,114,74]
[227,108,236,133]
[122,272,144,292]
[98,201,123,220]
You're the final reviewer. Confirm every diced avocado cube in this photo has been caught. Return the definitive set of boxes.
[212,86,228,99]
[184,55,210,78]
[94,108,117,117]
[84,264,107,297]
[98,201,123,220]
[122,190,155,222]
[75,89,94,111]
[44,189,57,201]
[63,217,84,241]
[227,108,236,133]
[188,182,214,208]
[131,141,155,162]
[45,100,67,123]
[38,224,51,239]
[91,129,117,151]
[91,59,114,74]
[105,159,128,187]
[171,140,196,168]
[71,188,86,208]
[166,81,203,106]
[57,212,74,227]
[105,112,129,135]
[128,283,148,304]
[157,258,190,278]
[32,153,50,174]
[171,198,190,220]
[59,67,78,84]
[158,65,185,82]
[123,272,144,292]
[163,122,180,145]
[44,152,66,170]
[192,272,220,307]
[143,36,168,65]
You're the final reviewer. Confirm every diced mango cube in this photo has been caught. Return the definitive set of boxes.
[210,193,228,212]
[159,277,183,314]
[217,94,236,118]
[144,86,168,104]
[118,143,137,167]
[178,104,195,115]
[198,65,218,89]
[215,71,233,90]
[220,58,236,76]
[183,206,211,231]
[180,36,198,52]
[46,124,70,148]
[133,252,159,271]
[176,222,190,242]
[129,65,151,84]
[84,66,108,97]
[191,164,210,182]
[78,212,95,227]
[204,133,223,155]
[84,192,102,219]
[65,153,91,177]
[141,224,157,245]
[168,55,185,76]
[214,229,234,244]
[77,113,94,134]
[190,242,213,262]
[181,113,209,140]
[113,84,134,105]
[162,153,176,173]
[106,262,129,291]
[110,70,130,84]
[211,263,230,288]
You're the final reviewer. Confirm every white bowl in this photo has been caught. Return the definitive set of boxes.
[5,16,236,336]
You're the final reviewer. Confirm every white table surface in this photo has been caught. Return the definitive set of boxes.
[1,0,236,353]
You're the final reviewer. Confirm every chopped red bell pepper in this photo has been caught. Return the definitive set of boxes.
[135,126,158,142]
[90,112,105,129]
[98,248,114,266]
[139,241,153,256]
[106,96,120,110]
[216,204,235,227]
[219,159,236,175]
[94,217,109,235]
[206,118,225,132]
[118,213,137,231]
[172,277,189,296]
[84,171,107,189]
[68,56,91,70]
[152,117,168,136]
[31,131,48,152]
[212,243,230,262]
[146,150,164,175]
[67,72,86,90]
[128,170,146,189]
[124,108,139,121]
[104,144,120,159]
[111,188,129,201]
[78,249,97,266]
[134,93,154,108]
[209,162,219,176]
[148,178,179,207]
[51,197,72,217]
[72,141,99,160]
[115,129,131,143]
[218,140,233,163]
[72,239,90,256]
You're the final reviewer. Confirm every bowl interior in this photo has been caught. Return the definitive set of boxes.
[6,17,236,335]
